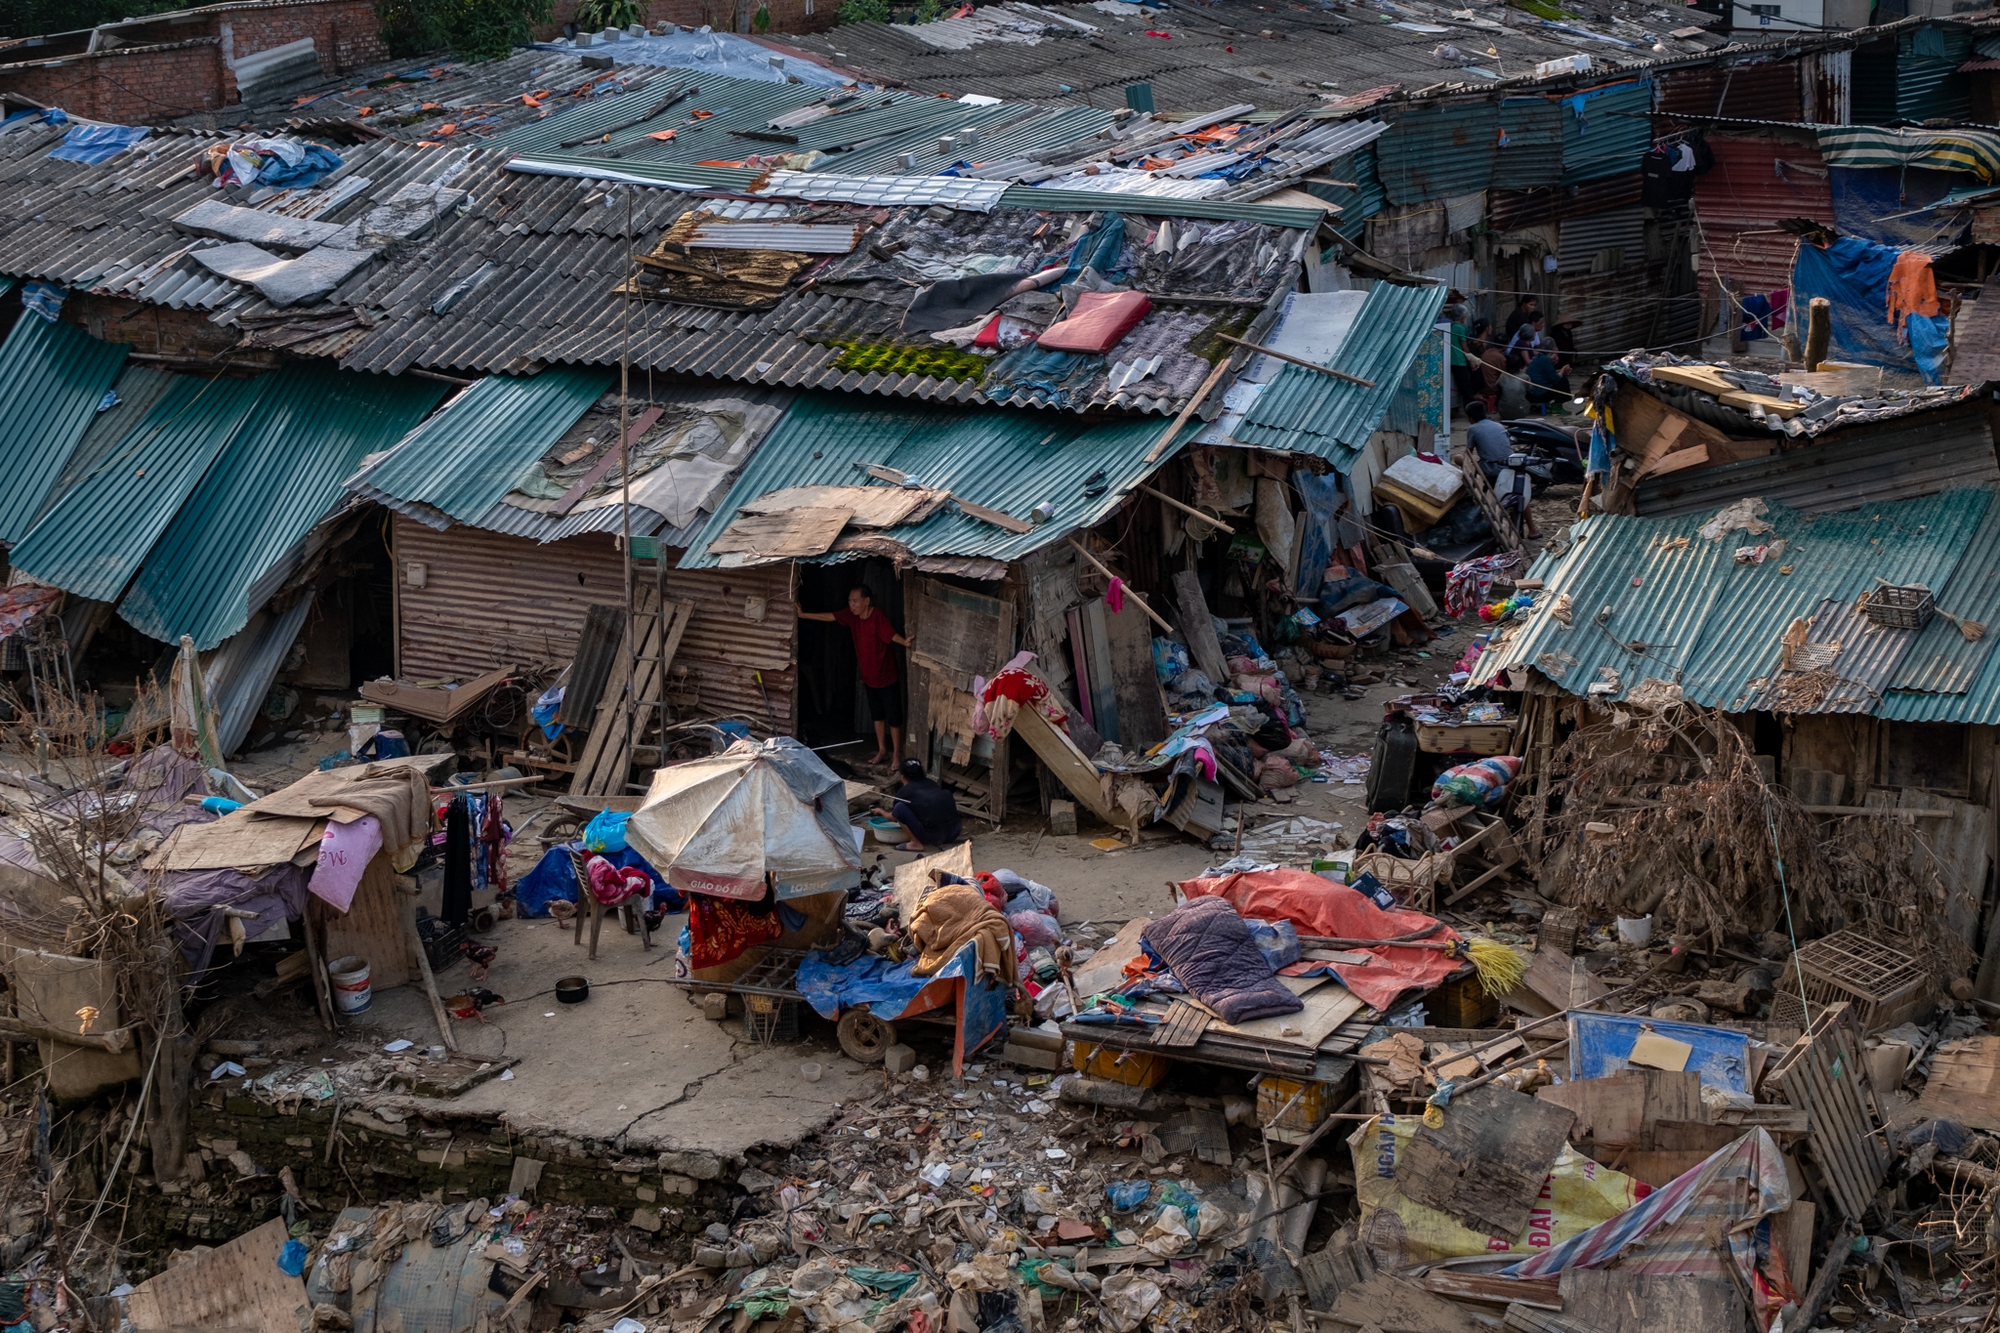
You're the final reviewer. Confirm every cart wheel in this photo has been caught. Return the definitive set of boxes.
[838,1009,897,1064]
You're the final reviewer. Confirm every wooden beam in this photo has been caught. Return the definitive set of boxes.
[1143,354,1235,465]
[1215,332,1376,388]
[1139,484,1235,533]
[1064,538,1172,633]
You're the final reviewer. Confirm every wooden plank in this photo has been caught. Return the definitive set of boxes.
[706,508,851,559]
[1103,593,1168,752]
[1772,1003,1885,1221]
[1556,1269,1743,1333]
[1913,1035,2000,1130]
[1634,441,1710,481]
[1397,1082,1577,1240]
[570,592,642,796]
[1215,983,1367,1049]
[1457,449,1523,554]
[1172,569,1230,687]
[319,852,412,989]
[1421,1272,1561,1311]
[1511,946,1609,1017]
[1081,598,1121,745]
[1776,1199,1816,1295]
[1011,695,1123,831]
[1155,998,1212,1048]
[124,1217,306,1332]
[550,406,665,516]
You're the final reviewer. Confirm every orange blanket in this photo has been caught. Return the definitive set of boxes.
[1887,250,1941,336]
[909,881,1015,980]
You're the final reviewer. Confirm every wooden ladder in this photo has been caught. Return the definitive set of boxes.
[572,549,697,797]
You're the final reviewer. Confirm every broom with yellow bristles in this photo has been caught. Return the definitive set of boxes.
[1300,927,1529,995]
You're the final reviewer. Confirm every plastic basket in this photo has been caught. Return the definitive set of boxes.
[1863,584,1935,631]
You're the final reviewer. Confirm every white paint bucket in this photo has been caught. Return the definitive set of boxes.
[328,955,372,1013]
[1616,915,1653,946]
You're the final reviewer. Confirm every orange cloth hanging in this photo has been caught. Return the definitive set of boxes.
[1887,249,1942,336]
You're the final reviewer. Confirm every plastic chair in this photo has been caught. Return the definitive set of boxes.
[569,848,654,960]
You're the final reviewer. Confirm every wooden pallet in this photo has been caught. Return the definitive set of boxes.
[1766,1002,1885,1222]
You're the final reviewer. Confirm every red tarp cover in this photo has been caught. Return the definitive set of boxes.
[1177,868,1462,1010]
[1035,290,1153,353]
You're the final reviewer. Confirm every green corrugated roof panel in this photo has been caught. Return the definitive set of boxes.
[1376,100,1496,206]
[1882,495,2000,697]
[0,315,128,545]
[1493,96,1561,192]
[10,372,267,605]
[348,367,612,527]
[119,366,447,651]
[1476,489,1998,713]
[1231,281,1447,466]
[678,393,1170,569]
[1560,80,1652,186]
[1308,144,1383,243]
[1899,27,1974,123]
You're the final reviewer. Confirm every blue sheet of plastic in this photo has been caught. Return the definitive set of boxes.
[537,29,847,86]
[797,938,1009,1072]
[1568,1011,1751,1094]
[1791,233,1953,385]
[47,123,144,164]
[1829,166,1967,248]
[513,840,676,917]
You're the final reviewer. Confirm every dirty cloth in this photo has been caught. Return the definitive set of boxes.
[1178,868,1461,1010]
[162,862,311,976]
[310,813,381,913]
[686,891,785,970]
[1503,1129,1795,1330]
[1141,895,1300,1024]
[240,757,437,850]
[586,855,651,906]
[908,881,1015,979]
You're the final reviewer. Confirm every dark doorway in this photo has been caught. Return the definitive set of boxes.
[793,558,903,750]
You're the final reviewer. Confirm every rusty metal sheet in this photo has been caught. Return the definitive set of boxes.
[660,562,798,732]
[1692,133,1831,311]
[1657,58,1805,122]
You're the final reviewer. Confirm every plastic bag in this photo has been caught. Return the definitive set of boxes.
[1243,918,1301,970]
[1430,755,1523,808]
[1009,910,1063,949]
[583,808,632,853]
[1098,1272,1161,1333]
[1351,1112,1643,1270]
[1105,1180,1153,1213]
[1152,637,1191,684]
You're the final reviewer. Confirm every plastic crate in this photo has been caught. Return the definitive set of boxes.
[1776,929,1930,1034]
[414,912,467,975]
[1257,1075,1330,1134]
[1863,584,1935,631]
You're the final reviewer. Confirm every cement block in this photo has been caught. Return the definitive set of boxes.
[630,1207,662,1232]
[658,1150,724,1180]
[701,992,730,1022]
[1002,1041,1062,1071]
[660,1173,697,1195]
[1048,800,1077,836]
[883,1044,917,1075]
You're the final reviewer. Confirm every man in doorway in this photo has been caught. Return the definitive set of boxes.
[873,758,964,852]
[1503,293,1542,341]
[799,586,909,766]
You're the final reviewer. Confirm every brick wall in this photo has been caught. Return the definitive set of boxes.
[0,0,387,124]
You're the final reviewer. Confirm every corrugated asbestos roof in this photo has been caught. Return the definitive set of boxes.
[118,365,446,650]
[1229,280,1447,464]
[0,314,128,546]
[678,391,1171,568]
[348,367,612,528]
[8,372,268,604]
[1475,488,2000,718]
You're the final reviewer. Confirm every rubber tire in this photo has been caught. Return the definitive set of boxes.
[837,1009,897,1064]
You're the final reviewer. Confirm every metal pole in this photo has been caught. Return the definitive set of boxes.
[619,186,636,774]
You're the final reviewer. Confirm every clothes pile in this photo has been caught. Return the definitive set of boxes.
[200,138,344,190]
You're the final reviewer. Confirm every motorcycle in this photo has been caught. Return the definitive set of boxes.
[1500,417,1589,489]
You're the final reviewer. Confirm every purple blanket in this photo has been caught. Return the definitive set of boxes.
[1142,895,1301,1024]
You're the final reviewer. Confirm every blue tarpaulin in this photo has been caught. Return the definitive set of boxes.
[512,841,676,917]
[797,938,1010,1073]
[48,123,148,164]
[1792,234,1953,385]
[1569,1011,1751,1093]
[1829,166,1966,248]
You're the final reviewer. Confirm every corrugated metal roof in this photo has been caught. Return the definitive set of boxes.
[349,368,611,529]
[0,314,128,546]
[1557,203,1646,272]
[1740,596,1917,714]
[1308,142,1384,242]
[8,371,267,605]
[997,186,1325,227]
[1476,488,1998,715]
[677,391,1169,569]
[1896,26,1974,123]
[118,365,446,650]
[1376,100,1495,206]
[1885,495,2000,695]
[1692,133,1831,304]
[1656,58,1804,121]
[1492,96,1562,192]
[1633,401,1998,516]
[1229,280,1446,464]
[1560,79,1653,186]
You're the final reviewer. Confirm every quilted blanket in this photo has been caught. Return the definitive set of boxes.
[1142,895,1301,1024]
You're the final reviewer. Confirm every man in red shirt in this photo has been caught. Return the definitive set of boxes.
[799,586,910,766]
